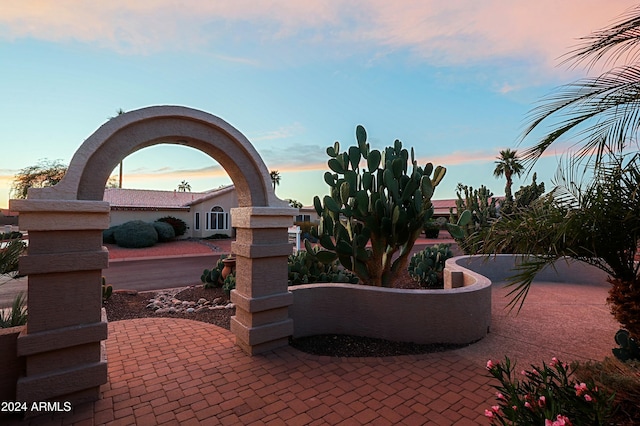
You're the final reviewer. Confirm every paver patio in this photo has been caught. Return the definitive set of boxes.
[5,277,618,425]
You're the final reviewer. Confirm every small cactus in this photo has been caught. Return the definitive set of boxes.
[407,244,453,288]
[102,276,113,302]
[201,255,231,288]
[288,244,359,285]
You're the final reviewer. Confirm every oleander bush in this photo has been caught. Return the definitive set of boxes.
[157,216,188,237]
[152,221,176,242]
[113,220,158,248]
[485,356,615,425]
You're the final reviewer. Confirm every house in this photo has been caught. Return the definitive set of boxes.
[104,185,238,238]
[294,199,459,224]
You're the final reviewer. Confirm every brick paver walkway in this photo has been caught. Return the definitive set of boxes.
[10,318,491,425]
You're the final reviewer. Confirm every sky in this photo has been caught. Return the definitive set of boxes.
[1,0,637,209]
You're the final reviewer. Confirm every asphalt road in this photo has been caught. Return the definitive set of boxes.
[103,255,221,292]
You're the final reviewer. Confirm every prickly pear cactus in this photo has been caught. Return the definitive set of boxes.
[407,244,453,288]
[312,125,463,287]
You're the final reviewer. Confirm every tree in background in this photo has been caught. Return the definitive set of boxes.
[177,180,191,192]
[269,170,281,191]
[11,159,67,199]
[493,149,523,213]
[286,198,303,208]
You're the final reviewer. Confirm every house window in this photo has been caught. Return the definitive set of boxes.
[295,214,311,222]
[194,212,200,230]
[206,206,229,231]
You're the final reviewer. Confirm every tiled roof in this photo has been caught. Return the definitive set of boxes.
[104,185,234,209]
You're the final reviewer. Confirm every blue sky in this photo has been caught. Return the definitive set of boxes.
[1,0,636,208]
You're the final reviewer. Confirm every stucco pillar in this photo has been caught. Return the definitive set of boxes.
[9,199,110,406]
[229,206,296,355]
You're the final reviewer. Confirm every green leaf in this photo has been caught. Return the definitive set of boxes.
[349,146,361,170]
[326,146,336,157]
[432,165,446,187]
[319,234,336,250]
[356,125,367,147]
[340,182,350,205]
[328,158,344,174]
[313,196,323,215]
[420,176,434,200]
[304,239,314,253]
[315,250,338,264]
[362,171,373,191]
[323,172,336,187]
[367,150,381,171]
[324,195,341,212]
[458,209,472,226]
[391,158,403,179]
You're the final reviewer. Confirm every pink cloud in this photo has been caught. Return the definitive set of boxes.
[2,1,637,75]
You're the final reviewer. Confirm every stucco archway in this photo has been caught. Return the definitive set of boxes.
[10,106,296,406]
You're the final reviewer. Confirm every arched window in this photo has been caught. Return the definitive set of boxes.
[206,205,229,231]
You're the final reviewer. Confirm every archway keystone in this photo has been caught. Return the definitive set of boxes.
[9,106,296,405]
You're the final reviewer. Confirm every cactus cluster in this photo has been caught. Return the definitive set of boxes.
[289,242,359,285]
[311,125,465,287]
[450,184,498,254]
[407,244,453,288]
[201,254,232,288]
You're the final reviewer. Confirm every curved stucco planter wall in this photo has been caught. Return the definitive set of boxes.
[288,254,608,346]
[447,254,608,285]
[288,276,492,345]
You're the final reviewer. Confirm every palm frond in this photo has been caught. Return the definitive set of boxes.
[561,5,640,71]
[521,65,640,167]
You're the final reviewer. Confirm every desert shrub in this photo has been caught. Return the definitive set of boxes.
[203,233,230,239]
[102,225,119,244]
[157,216,188,237]
[152,221,176,242]
[408,244,453,288]
[288,246,359,285]
[113,220,158,248]
[0,293,27,328]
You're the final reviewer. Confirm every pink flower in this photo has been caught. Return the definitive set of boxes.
[574,382,588,396]
[545,420,553,426]
[550,357,559,367]
[538,395,546,407]
[551,414,572,426]
[511,405,517,411]
[484,409,494,418]
[584,394,592,402]
[521,370,527,376]
[486,360,495,370]
[496,392,505,400]
[492,405,500,413]
[524,402,532,409]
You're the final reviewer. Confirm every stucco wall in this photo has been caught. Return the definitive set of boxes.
[288,279,492,345]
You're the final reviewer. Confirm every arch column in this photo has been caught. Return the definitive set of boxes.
[9,198,110,406]
[229,206,296,354]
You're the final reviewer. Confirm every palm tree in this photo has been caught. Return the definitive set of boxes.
[493,149,524,203]
[109,109,126,188]
[177,180,191,192]
[520,6,640,168]
[269,170,281,191]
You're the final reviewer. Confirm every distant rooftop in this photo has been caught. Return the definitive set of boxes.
[104,185,234,210]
